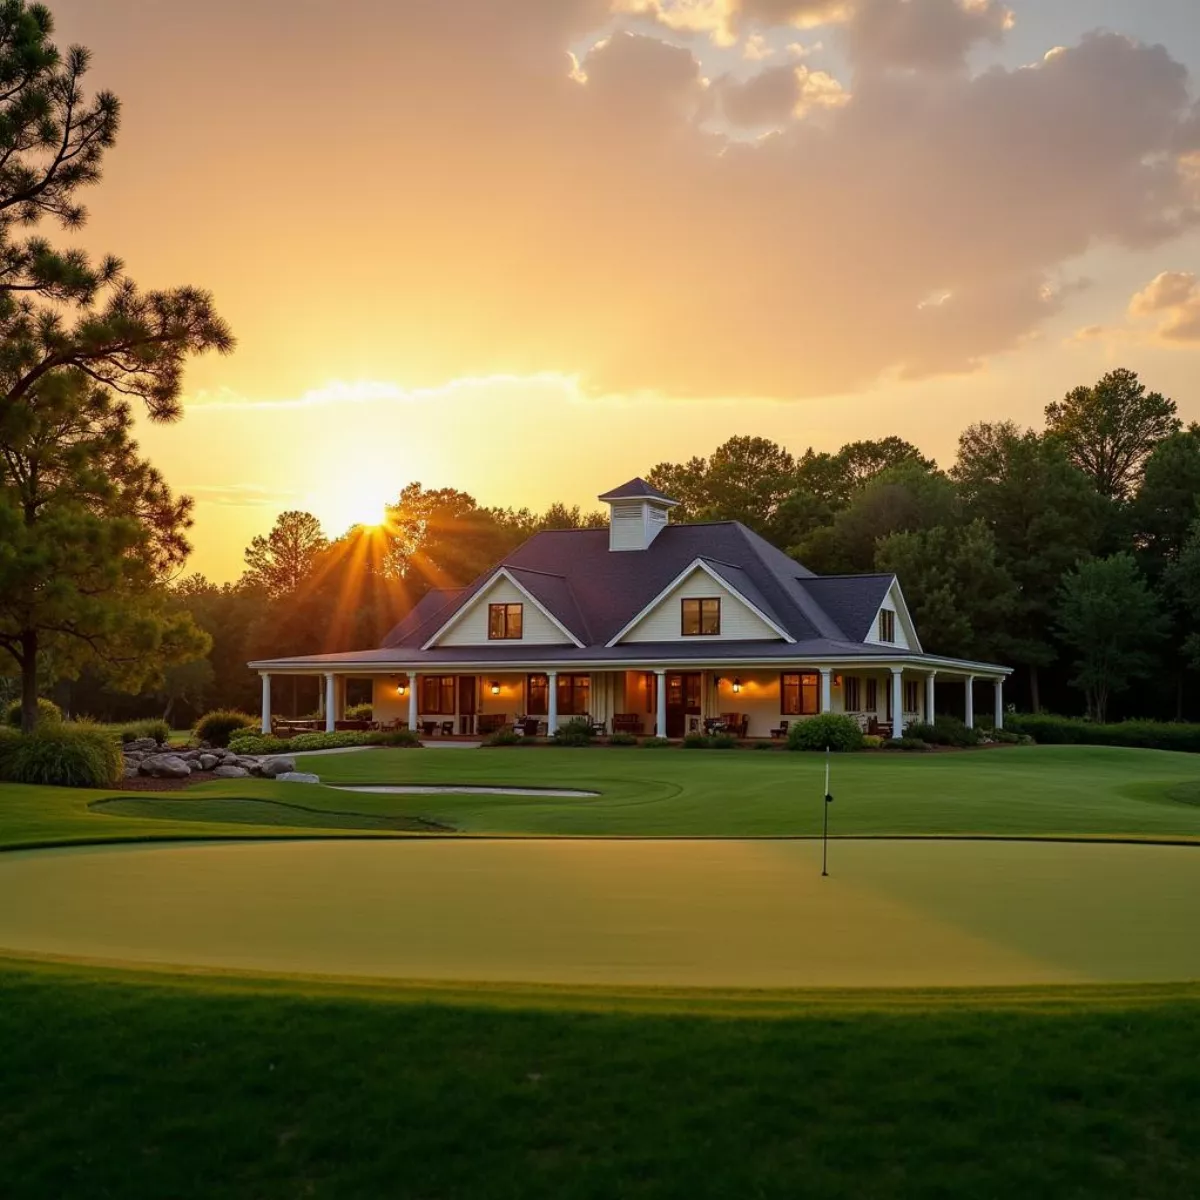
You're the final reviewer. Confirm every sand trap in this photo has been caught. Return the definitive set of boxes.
[335,785,599,797]
[1,838,1198,988]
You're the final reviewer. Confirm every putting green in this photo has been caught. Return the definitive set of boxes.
[1,839,1197,988]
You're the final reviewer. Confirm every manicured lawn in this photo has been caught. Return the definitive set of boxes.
[4,745,1200,847]
[3,959,1200,1199]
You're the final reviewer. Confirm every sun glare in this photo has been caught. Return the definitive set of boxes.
[309,482,393,536]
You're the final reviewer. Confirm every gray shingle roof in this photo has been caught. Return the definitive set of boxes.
[596,477,678,503]
[798,575,895,642]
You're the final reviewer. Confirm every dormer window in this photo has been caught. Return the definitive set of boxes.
[488,603,523,640]
[878,609,896,643]
[682,598,721,636]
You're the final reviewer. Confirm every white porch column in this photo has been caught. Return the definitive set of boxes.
[819,667,832,714]
[891,667,904,736]
[408,674,418,731]
[655,669,667,739]
[993,678,1004,730]
[964,674,975,729]
[324,672,336,733]
[547,670,559,734]
[925,671,937,723]
[260,673,272,734]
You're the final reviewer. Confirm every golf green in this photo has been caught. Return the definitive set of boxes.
[1,837,1197,987]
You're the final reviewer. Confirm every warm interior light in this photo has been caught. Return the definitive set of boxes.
[397,680,407,696]
[834,674,843,686]
[490,681,501,695]
[732,677,742,693]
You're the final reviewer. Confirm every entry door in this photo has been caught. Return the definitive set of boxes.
[665,672,702,738]
[459,676,477,736]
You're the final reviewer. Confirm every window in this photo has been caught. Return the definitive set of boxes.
[904,680,919,713]
[866,678,878,712]
[681,597,721,636]
[844,677,862,711]
[526,673,549,715]
[878,609,896,643]
[557,674,591,716]
[781,672,820,716]
[644,672,657,714]
[488,603,523,640]
[420,675,456,715]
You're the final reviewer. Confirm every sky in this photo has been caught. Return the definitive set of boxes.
[45,0,1200,581]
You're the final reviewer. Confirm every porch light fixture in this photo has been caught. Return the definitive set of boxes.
[490,681,501,695]
[833,674,843,686]
[732,677,742,694]
[396,681,408,696]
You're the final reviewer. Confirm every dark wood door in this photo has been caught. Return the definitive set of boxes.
[665,672,702,738]
[459,676,477,736]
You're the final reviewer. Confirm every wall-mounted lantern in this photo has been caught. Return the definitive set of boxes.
[490,681,501,695]
[732,677,742,694]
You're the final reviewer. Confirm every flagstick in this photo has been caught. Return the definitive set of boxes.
[822,745,832,878]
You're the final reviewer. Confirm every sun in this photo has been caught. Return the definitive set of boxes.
[309,481,393,537]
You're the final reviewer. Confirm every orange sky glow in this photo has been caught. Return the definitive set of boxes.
[45,0,1200,580]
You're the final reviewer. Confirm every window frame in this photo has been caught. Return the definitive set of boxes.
[878,609,896,643]
[904,680,920,714]
[420,675,456,715]
[780,671,820,716]
[681,597,722,637]
[557,673,592,716]
[844,676,862,712]
[866,678,878,712]
[487,602,524,641]
[526,673,549,716]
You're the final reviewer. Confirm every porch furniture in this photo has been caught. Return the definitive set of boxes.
[589,718,607,736]
[770,720,789,739]
[477,714,507,736]
[612,714,643,735]
[516,717,541,737]
[703,717,725,735]
[720,712,749,739]
[439,720,455,737]
[421,721,438,737]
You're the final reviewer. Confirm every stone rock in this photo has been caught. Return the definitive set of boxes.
[275,771,320,784]
[212,764,250,779]
[198,753,220,771]
[123,764,141,779]
[260,756,296,778]
[139,753,192,779]
[125,737,160,753]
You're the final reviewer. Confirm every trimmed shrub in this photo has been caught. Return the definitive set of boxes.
[992,728,1021,745]
[229,728,425,755]
[4,697,62,729]
[345,703,373,721]
[553,718,594,747]
[787,713,865,753]
[905,716,980,748]
[886,736,930,752]
[119,718,171,745]
[709,732,740,750]
[485,729,522,746]
[753,739,776,750]
[227,732,291,755]
[377,728,421,748]
[195,709,257,748]
[641,736,671,748]
[863,734,884,748]
[682,731,710,749]
[1005,714,1200,754]
[0,721,123,788]
[608,732,637,746]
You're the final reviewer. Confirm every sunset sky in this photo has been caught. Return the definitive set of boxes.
[48,0,1200,581]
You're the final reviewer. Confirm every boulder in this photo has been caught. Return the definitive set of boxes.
[139,753,192,779]
[260,756,296,778]
[198,753,220,771]
[212,765,250,779]
[125,737,160,753]
[123,764,141,779]
[275,771,320,784]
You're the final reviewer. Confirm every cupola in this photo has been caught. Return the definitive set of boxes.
[598,477,678,551]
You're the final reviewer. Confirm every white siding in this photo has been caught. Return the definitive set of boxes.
[432,576,572,647]
[863,583,913,650]
[620,566,782,644]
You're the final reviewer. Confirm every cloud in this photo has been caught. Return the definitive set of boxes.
[1129,271,1200,343]
[149,2,1200,400]
[844,0,1014,73]
[183,484,299,507]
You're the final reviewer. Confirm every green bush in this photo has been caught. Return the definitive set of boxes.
[485,729,522,746]
[344,703,373,721]
[753,739,776,750]
[0,721,123,788]
[787,713,864,753]
[905,716,980,748]
[376,728,421,748]
[863,734,884,748]
[195,709,257,748]
[641,736,671,748]
[4,697,62,729]
[709,732,740,750]
[607,732,638,746]
[119,718,171,745]
[992,728,1021,745]
[227,732,291,755]
[228,728,424,755]
[1004,714,1200,753]
[682,731,710,749]
[886,736,930,752]
[553,718,594,747]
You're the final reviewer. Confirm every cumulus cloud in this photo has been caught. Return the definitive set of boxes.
[717,63,847,125]
[844,0,1014,72]
[134,1,1200,400]
[1129,272,1200,343]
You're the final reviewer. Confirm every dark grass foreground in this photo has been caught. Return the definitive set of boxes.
[3,962,1200,1199]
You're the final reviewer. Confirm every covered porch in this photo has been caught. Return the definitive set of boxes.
[256,663,1008,740]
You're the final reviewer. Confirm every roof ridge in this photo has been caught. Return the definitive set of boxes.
[505,565,568,579]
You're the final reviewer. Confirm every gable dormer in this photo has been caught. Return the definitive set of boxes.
[598,478,678,552]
